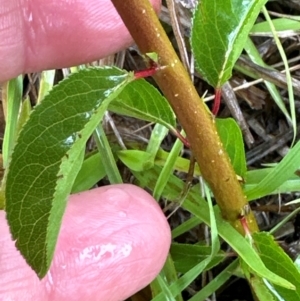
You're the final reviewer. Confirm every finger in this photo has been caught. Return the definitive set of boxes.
[0,0,161,82]
[0,184,171,301]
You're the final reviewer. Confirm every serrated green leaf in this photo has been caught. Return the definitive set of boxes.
[5,67,132,278]
[109,79,176,128]
[253,232,300,299]
[191,0,267,87]
[216,118,246,177]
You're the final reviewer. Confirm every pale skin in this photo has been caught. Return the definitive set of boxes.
[0,1,171,300]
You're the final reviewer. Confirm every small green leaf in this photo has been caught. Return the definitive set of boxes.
[145,52,159,63]
[16,98,32,136]
[118,150,154,171]
[191,0,267,87]
[2,76,23,168]
[93,124,123,184]
[37,70,55,103]
[71,152,106,194]
[5,67,132,278]
[216,118,246,177]
[155,149,201,176]
[109,79,176,128]
[253,232,300,299]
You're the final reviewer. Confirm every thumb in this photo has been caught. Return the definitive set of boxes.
[0,184,171,301]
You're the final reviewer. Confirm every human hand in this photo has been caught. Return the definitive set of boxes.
[0,1,171,300]
[0,0,161,82]
[1,185,171,300]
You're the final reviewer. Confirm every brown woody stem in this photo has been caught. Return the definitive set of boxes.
[111,0,258,233]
